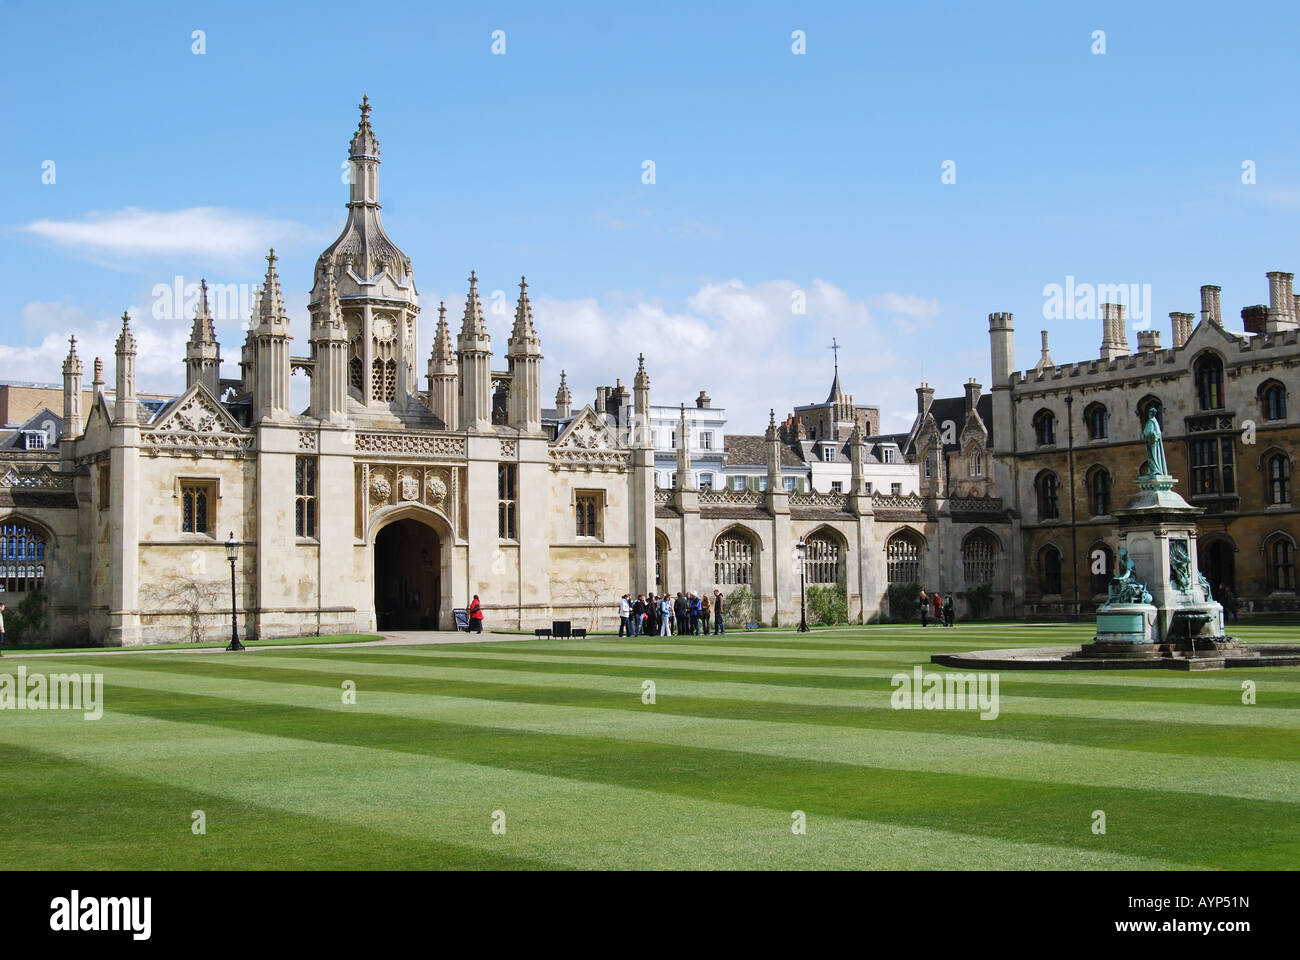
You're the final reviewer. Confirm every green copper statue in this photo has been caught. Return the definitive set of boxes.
[1143,409,1168,477]
[1108,547,1153,605]
[1170,540,1193,593]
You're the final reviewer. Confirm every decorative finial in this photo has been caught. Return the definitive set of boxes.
[469,269,477,285]
[359,94,371,119]
[438,299,446,318]
[267,248,277,266]
[637,352,645,372]
[829,337,840,372]
[519,275,527,292]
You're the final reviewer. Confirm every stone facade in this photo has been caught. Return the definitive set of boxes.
[988,289,1299,617]
[0,99,1016,644]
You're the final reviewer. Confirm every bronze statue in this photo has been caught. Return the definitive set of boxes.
[1143,409,1168,477]
[1108,547,1153,605]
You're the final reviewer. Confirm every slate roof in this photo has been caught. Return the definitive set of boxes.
[723,433,805,468]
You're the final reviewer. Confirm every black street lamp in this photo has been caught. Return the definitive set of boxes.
[796,538,810,633]
[225,531,244,651]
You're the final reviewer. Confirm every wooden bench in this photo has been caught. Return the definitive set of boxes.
[533,628,551,639]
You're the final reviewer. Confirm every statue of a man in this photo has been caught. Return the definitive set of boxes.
[1143,408,1168,477]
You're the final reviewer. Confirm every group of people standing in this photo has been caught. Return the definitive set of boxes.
[919,589,955,627]
[619,591,725,637]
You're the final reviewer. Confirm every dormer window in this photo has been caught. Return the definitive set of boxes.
[22,431,46,450]
[822,446,835,462]
[882,447,896,464]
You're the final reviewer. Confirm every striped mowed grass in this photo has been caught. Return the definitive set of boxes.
[1,622,1296,870]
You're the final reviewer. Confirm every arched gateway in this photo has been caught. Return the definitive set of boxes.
[370,510,452,631]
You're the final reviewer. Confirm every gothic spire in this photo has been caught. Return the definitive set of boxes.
[512,275,538,337]
[258,249,286,321]
[63,334,82,375]
[350,93,379,159]
[190,278,217,344]
[115,311,135,355]
[431,300,455,365]
[459,270,488,339]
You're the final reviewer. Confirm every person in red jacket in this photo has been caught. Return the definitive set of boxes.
[468,595,484,633]
[930,592,942,625]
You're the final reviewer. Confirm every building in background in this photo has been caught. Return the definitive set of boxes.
[987,276,1299,617]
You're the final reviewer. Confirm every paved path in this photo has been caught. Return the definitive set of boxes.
[0,631,526,660]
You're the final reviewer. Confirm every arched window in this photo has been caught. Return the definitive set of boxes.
[1039,545,1063,596]
[803,531,842,584]
[1194,354,1225,411]
[654,531,668,594]
[0,521,47,593]
[1137,395,1163,429]
[1084,402,1108,440]
[1087,466,1112,516]
[1089,543,1113,597]
[1261,381,1287,422]
[714,530,755,585]
[962,532,996,584]
[886,531,923,584]
[1036,471,1060,520]
[1266,453,1291,505]
[1033,409,1057,446]
[967,450,983,477]
[1266,535,1295,592]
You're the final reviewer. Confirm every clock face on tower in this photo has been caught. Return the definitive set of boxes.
[373,316,395,341]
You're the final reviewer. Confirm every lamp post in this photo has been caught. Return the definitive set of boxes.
[225,531,244,651]
[796,538,810,633]
[1064,395,1080,622]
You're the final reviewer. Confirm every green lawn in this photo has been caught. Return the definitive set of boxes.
[1,621,1296,870]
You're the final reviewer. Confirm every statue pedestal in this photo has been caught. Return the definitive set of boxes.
[1078,473,1244,662]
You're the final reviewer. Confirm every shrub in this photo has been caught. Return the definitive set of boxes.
[6,588,49,646]
[965,583,995,621]
[886,582,921,622]
[806,583,848,625]
[724,585,756,629]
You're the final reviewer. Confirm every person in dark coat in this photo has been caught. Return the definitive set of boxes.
[674,592,689,635]
[631,595,646,637]
[646,594,659,636]
[713,590,725,635]
[918,589,928,626]
[943,593,955,627]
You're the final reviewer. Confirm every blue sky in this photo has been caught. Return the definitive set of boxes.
[3,1,1298,432]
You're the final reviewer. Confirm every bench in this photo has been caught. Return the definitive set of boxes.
[744,622,759,632]
[572,628,587,639]
[533,628,551,639]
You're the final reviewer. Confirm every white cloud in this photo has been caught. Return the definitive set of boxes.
[22,207,327,263]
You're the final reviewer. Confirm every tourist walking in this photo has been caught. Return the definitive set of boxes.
[468,595,484,633]
[713,590,725,635]
[943,593,955,628]
[618,594,632,637]
[918,589,929,626]
[701,594,711,635]
[659,594,672,635]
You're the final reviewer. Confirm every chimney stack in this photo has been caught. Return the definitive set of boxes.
[1266,271,1299,332]
[1200,285,1222,327]
[695,390,711,409]
[916,382,934,416]
[963,378,981,412]
[1099,302,1130,361]
[1169,312,1194,348]
[1242,305,1268,334]
[1136,329,1162,353]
